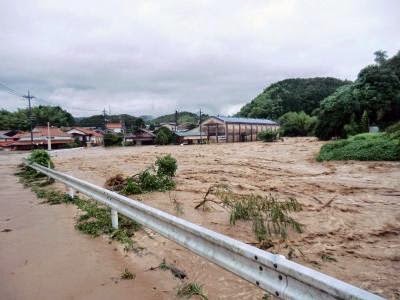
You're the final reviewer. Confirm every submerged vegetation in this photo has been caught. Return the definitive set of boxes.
[317,132,400,161]
[177,282,208,300]
[17,151,141,252]
[196,184,303,243]
[120,268,135,280]
[105,154,177,194]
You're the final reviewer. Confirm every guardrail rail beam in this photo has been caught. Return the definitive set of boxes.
[25,162,385,300]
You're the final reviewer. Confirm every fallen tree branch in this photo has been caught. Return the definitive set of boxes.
[319,196,337,210]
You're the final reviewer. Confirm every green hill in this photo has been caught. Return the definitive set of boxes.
[236,77,350,120]
[151,111,208,125]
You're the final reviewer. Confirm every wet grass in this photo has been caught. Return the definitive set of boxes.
[120,268,135,280]
[177,282,208,300]
[16,165,141,252]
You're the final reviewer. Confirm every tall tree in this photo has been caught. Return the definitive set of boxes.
[374,50,388,65]
[315,50,400,140]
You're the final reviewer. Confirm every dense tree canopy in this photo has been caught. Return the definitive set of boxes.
[155,127,173,145]
[76,114,143,131]
[278,111,317,136]
[237,77,350,120]
[0,105,74,130]
[315,51,400,140]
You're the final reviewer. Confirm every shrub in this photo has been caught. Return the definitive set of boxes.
[138,170,162,191]
[28,149,54,168]
[155,127,173,145]
[156,154,177,177]
[386,121,400,139]
[122,178,142,195]
[137,169,176,192]
[317,133,400,161]
[103,133,123,147]
[386,121,400,134]
[104,155,177,194]
[257,129,278,142]
[278,111,317,136]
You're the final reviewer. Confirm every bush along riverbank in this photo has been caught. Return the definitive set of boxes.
[317,131,400,161]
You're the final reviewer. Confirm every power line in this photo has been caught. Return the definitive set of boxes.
[0,80,116,116]
[0,81,23,98]
[0,80,101,113]
[33,97,100,112]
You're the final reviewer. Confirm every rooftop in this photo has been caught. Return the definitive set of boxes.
[68,127,103,137]
[106,122,123,129]
[19,126,71,139]
[175,127,205,137]
[212,116,278,125]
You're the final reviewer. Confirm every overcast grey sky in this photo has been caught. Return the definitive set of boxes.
[1,0,399,117]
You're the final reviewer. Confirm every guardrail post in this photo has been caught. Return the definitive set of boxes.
[67,186,75,199]
[111,209,118,229]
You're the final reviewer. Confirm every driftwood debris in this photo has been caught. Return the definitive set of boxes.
[194,184,227,210]
[318,196,337,210]
[149,259,187,279]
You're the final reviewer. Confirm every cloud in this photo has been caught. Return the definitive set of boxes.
[0,0,399,117]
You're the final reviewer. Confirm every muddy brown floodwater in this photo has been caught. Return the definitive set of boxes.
[3,137,400,299]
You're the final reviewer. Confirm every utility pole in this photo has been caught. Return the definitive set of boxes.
[103,108,107,130]
[174,110,178,132]
[23,90,35,146]
[47,122,52,151]
[199,109,203,144]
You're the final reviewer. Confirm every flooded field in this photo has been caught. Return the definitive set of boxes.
[48,138,400,299]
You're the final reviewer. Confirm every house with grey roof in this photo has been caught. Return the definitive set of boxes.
[201,116,279,143]
[175,127,207,144]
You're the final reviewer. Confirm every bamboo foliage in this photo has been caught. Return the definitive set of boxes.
[208,184,303,241]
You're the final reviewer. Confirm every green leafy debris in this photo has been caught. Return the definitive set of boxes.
[177,282,208,300]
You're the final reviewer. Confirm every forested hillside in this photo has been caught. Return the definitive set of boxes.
[237,77,350,120]
[315,50,400,140]
[0,106,74,130]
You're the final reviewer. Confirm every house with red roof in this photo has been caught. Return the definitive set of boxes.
[9,126,73,150]
[106,121,125,134]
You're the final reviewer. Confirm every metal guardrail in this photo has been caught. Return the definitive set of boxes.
[27,162,384,300]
